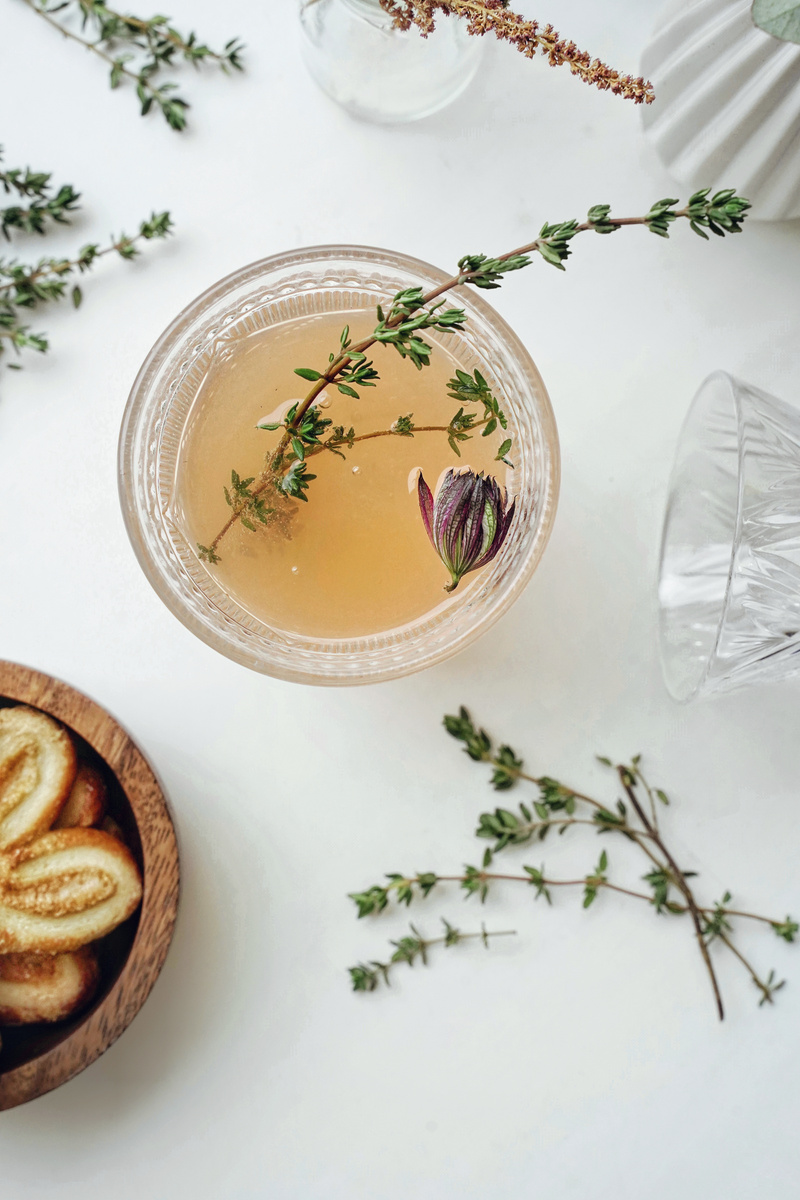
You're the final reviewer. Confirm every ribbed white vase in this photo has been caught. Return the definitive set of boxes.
[641,0,800,221]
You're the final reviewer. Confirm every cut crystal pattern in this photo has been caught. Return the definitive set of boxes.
[659,372,800,700]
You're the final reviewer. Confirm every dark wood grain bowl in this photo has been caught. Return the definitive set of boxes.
[0,661,179,1111]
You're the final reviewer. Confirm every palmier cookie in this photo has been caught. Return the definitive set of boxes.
[0,947,99,1025]
[54,763,107,829]
[0,707,77,850]
[0,828,142,955]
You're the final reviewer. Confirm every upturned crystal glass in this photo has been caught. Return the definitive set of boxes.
[118,245,560,686]
[658,370,800,701]
[298,0,483,123]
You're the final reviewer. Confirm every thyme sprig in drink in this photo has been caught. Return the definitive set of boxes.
[189,188,750,626]
[177,310,508,638]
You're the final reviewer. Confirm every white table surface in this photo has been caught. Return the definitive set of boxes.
[1,2,800,1196]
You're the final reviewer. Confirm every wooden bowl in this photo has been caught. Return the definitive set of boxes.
[0,661,179,1110]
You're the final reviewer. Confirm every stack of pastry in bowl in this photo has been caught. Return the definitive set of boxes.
[0,706,142,1046]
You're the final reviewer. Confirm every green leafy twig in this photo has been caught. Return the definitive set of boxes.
[296,378,505,464]
[22,0,244,130]
[351,862,792,1010]
[349,861,793,931]
[0,149,81,241]
[202,188,750,562]
[348,919,516,992]
[347,707,795,1018]
[349,864,665,915]
[0,209,173,367]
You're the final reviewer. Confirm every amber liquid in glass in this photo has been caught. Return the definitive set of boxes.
[174,309,504,639]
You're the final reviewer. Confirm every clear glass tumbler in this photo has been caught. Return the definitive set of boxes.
[118,245,560,686]
[298,0,483,123]
[658,370,800,701]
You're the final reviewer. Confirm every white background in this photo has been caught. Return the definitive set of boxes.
[1,2,800,1197]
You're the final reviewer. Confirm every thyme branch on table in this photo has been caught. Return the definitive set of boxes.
[1,150,80,241]
[347,708,796,1016]
[199,188,751,574]
[349,919,516,992]
[21,0,244,130]
[0,183,172,367]
[379,0,655,105]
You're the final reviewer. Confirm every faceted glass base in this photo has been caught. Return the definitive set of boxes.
[659,370,800,701]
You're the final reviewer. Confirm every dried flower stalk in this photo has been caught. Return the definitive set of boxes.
[380,0,655,104]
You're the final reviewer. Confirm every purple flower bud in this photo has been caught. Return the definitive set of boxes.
[417,468,516,593]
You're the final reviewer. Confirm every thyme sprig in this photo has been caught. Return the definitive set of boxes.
[380,0,655,105]
[0,209,172,367]
[0,150,80,241]
[202,188,750,563]
[348,707,795,1018]
[348,919,516,992]
[22,0,244,130]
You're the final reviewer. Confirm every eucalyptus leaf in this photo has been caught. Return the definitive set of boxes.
[752,0,800,42]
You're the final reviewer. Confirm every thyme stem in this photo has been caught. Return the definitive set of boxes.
[22,0,243,130]
[206,222,654,557]
[1,205,172,367]
[360,870,794,930]
[428,873,657,901]
[21,0,151,93]
[288,213,668,435]
[204,189,749,558]
[349,919,516,991]
[81,2,233,63]
[717,932,779,1006]
[309,418,491,458]
[0,230,153,297]
[618,767,725,1021]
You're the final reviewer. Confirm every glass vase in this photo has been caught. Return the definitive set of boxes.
[658,370,800,701]
[298,0,483,123]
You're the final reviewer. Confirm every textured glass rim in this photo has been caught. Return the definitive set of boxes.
[657,369,745,702]
[119,244,560,685]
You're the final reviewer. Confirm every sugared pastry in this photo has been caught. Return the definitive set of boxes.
[54,763,107,829]
[0,947,100,1025]
[0,828,143,955]
[0,707,77,849]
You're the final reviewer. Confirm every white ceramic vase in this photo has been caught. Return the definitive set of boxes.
[641,0,800,221]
